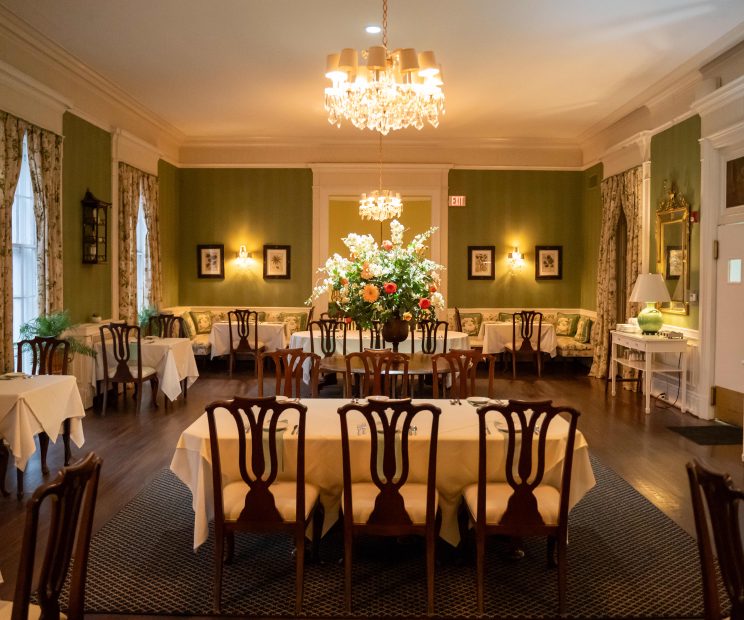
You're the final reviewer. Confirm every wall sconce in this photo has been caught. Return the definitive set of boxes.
[236,244,253,266]
[507,247,524,276]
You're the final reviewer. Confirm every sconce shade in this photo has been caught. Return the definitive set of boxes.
[629,273,670,334]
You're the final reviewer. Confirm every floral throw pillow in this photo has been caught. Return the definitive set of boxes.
[181,312,197,338]
[459,312,483,336]
[555,312,580,337]
[498,312,522,323]
[190,311,213,335]
[279,312,308,335]
[574,317,593,343]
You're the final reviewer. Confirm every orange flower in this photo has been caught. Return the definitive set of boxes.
[361,261,372,279]
[382,240,393,250]
[362,284,380,302]
[402,311,413,321]
[418,298,431,309]
[429,284,437,293]
[383,282,397,294]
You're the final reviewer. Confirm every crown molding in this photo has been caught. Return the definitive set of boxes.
[692,73,744,117]
[0,5,185,144]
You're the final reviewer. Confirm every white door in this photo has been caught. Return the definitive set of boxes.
[714,222,744,426]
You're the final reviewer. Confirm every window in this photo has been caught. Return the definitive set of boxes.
[12,135,38,369]
[136,194,148,313]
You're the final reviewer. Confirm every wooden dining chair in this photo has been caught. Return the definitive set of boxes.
[205,396,323,614]
[337,398,442,615]
[227,309,266,377]
[345,349,409,398]
[0,452,102,620]
[503,311,543,378]
[258,348,321,398]
[411,318,449,355]
[687,459,744,620]
[308,318,349,357]
[431,348,497,399]
[462,399,580,615]
[16,336,72,471]
[147,313,186,338]
[99,323,159,416]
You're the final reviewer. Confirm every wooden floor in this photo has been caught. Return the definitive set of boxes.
[1,359,742,613]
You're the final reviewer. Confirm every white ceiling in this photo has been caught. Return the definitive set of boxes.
[3,0,744,147]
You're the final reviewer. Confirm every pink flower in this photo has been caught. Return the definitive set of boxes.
[383,282,397,294]
[362,284,380,303]
[418,298,431,309]
[382,240,393,251]
[429,284,437,293]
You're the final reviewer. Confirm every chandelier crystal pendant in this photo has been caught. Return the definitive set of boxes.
[359,134,402,222]
[325,0,444,135]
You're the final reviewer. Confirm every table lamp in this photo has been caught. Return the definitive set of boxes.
[629,273,671,335]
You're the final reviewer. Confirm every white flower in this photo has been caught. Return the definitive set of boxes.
[431,292,445,309]
[390,219,405,245]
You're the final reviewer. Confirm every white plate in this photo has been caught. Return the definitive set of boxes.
[466,396,490,406]
[493,421,522,434]
[1,372,28,378]
[367,395,390,401]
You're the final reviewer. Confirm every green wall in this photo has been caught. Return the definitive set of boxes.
[62,113,112,323]
[177,168,313,306]
[447,170,584,309]
[650,115,701,329]
[580,163,603,310]
[158,160,179,307]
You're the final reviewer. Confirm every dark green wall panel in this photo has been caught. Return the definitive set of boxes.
[62,113,111,323]
[177,168,313,306]
[650,115,701,329]
[158,160,179,307]
[580,163,603,310]
[447,169,584,309]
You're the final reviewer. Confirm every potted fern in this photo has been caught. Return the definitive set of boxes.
[19,310,96,358]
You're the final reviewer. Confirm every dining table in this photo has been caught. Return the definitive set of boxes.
[95,336,199,402]
[170,398,595,550]
[478,321,558,357]
[208,321,288,359]
[289,329,470,356]
[0,374,86,496]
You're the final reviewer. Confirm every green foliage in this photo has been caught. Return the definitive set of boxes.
[138,305,159,330]
[19,310,95,357]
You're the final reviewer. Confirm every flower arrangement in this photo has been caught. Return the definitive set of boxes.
[307,219,446,328]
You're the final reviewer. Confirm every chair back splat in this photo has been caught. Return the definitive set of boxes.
[505,311,543,377]
[227,309,265,376]
[147,314,186,338]
[413,318,449,355]
[16,337,70,375]
[337,398,441,614]
[687,460,744,620]
[345,349,409,398]
[431,348,487,399]
[258,348,320,398]
[308,318,348,357]
[12,453,102,620]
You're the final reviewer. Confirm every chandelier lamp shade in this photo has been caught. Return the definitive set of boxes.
[324,0,444,135]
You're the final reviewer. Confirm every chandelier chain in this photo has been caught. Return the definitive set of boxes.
[382,0,388,49]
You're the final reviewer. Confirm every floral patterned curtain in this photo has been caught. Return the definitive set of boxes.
[27,125,64,315]
[118,162,139,325]
[141,171,162,309]
[0,112,26,372]
[118,162,161,324]
[589,166,642,378]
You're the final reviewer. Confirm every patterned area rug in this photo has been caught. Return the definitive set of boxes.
[668,424,743,445]
[71,457,723,618]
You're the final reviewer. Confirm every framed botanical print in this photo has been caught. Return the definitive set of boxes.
[263,245,291,279]
[666,245,683,279]
[535,245,562,280]
[467,246,495,280]
[197,244,224,279]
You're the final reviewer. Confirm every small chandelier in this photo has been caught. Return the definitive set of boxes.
[325,0,444,135]
[359,134,402,221]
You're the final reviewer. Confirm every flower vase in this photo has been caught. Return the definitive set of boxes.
[382,316,409,352]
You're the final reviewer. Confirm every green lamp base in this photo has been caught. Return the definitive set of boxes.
[637,302,663,335]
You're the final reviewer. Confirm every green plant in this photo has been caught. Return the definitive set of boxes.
[19,310,95,357]
[138,305,159,330]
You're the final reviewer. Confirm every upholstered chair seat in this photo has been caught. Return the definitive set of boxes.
[108,365,157,379]
[222,481,320,522]
[343,482,439,525]
[463,483,561,526]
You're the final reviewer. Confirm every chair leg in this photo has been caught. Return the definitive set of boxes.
[557,536,567,615]
[101,380,109,417]
[426,521,436,615]
[312,501,324,562]
[136,381,143,413]
[344,523,353,614]
[295,526,305,615]
[536,352,543,377]
[476,525,485,615]
[182,378,188,400]
[16,467,23,500]
[0,443,9,497]
[63,418,71,465]
[225,532,235,564]
[214,531,224,613]
[511,351,517,379]
[38,433,50,475]
[229,352,234,377]
[150,377,159,408]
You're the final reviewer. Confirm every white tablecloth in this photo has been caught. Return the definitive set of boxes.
[170,398,595,549]
[96,337,199,401]
[208,322,288,359]
[479,322,558,357]
[0,375,85,471]
[289,330,470,355]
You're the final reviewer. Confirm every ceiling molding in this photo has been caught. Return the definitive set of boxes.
[692,73,744,117]
[0,5,185,144]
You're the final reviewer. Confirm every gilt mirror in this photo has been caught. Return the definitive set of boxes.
[655,181,690,315]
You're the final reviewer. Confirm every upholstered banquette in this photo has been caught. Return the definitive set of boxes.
[161,306,314,358]
[443,307,596,359]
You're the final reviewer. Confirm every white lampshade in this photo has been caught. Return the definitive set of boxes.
[629,273,671,303]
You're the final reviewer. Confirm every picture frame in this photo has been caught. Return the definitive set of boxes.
[196,244,224,279]
[666,245,683,279]
[535,245,562,280]
[726,154,744,208]
[467,246,495,280]
[263,244,291,279]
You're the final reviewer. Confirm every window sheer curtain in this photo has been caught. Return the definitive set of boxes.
[589,166,642,378]
[118,162,161,324]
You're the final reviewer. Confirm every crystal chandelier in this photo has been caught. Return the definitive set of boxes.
[324,0,444,135]
[359,134,402,221]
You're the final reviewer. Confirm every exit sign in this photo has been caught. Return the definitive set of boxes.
[448,195,466,207]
